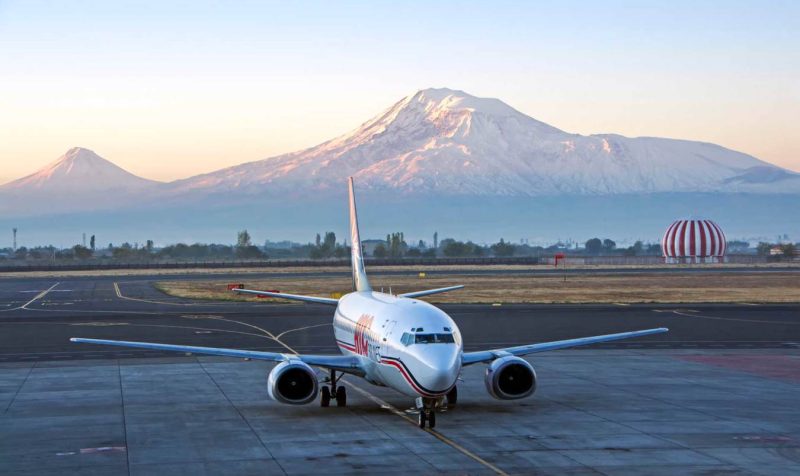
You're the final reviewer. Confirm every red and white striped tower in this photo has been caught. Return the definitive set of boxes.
[661,219,726,264]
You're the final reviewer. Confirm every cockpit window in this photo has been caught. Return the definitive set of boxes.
[414,333,455,344]
[400,332,413,346]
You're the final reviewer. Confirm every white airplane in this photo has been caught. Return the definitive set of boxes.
[72,178,668,428]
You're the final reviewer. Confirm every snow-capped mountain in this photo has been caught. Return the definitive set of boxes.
[0,147,160,217]
[169,88,800,196]
[1,147,158,192]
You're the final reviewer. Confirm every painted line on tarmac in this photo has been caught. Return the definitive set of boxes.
[114,281,218,306]
[113,281,248,307]
[18,289,73,293]
[21,282,61,309]
[657,309,800,325]
[275,323,331,339]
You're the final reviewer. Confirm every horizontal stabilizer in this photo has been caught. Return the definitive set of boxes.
[232,288,339,306]
[399,285,464,299]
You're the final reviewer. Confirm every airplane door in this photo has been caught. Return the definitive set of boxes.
[380,320,397,359]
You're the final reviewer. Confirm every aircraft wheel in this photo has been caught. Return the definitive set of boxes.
[428,410,436,428]
[418,411,427,429]
[446,386,458,407]
[335,386,347,407]
[320,386,331,407]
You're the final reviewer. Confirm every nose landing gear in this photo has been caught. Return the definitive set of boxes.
[320,369,347,408]
[416,397,439,429]
[418,408,436,428]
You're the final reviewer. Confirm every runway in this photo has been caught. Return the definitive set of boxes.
[1,274,799,474]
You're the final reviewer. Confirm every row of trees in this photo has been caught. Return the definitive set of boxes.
[3,231,796,262]
[584,238,662,256]
[309,232,349,259]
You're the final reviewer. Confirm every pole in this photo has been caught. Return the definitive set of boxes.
[12,228,17,251]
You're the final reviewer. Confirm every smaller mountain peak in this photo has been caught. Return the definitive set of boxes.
[66,146,93,154]
[61,147,103,162]
[0,147,158,192]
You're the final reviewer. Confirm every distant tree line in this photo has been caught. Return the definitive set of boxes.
[583,238,661,256]
[1,230,795,263]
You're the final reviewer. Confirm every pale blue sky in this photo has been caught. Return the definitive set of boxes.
[1,0,798,182]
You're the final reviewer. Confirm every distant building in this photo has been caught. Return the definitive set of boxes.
[769,246,785,256]
[361,239,386,257]
[662,219,726,264]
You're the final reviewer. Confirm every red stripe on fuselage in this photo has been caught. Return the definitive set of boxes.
[380,358,441,398]
[337,340,356,352]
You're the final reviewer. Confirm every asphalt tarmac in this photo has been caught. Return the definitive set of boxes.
[1,273,799,474]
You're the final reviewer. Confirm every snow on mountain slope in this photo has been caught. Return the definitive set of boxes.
[169,88,799,196]
[1,147,158,192]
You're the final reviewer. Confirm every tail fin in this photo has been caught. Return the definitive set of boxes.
[348,177,372,292]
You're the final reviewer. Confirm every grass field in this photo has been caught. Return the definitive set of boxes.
[156,270,800,304]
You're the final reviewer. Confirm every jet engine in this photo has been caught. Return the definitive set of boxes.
[484,356,537,400]
[267,360,319,405]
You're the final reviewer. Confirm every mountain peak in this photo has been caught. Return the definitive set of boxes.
[411,87,470,101]
[405,87,541,120]
[1,147,158,192]
[56,147,109,168]
[63,146,100,158]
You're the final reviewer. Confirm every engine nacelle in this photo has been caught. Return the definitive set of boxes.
[485,356,537,400]
[267,360,318,405]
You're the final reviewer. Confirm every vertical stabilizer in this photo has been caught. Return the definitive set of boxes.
[348,178,372,292]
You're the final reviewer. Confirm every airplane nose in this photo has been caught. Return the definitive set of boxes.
[416,346,460,393]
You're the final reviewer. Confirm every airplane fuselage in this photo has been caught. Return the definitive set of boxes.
[333,291,462,398]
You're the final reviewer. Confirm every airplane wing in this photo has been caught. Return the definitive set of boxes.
[461,327,668,366]
[70,338,365,375]
[232,288,339,306]
[400,285,464,299]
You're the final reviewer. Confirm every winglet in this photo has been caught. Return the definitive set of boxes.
[348,177,371,292]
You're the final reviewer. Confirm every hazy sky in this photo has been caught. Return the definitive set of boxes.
[1,0,798,184]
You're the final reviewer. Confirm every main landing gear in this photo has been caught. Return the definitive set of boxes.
[446,385,458,408]
[320,369,347,408]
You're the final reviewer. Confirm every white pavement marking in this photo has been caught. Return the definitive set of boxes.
[113,281,204,306]
[18,289,73,293]
[113,281,243,307]
[665,309,799,325]
[275,323,331,339]
[21,282,60,309]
